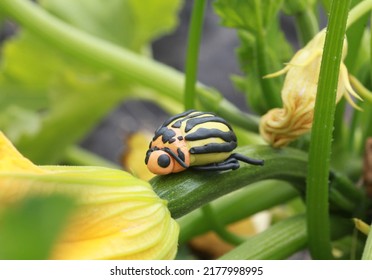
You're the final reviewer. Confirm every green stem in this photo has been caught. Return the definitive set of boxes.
[221,215,353,260]
[347,0,372,29]
[219,214,353,260]
[178,180,298,243]
[306,0,351,260]
[253,0,281,109]
[184,0,207,110]
[294,8,319,45]
[0,0,259,131]
[333,99,347,147]
[64,146,121,169]
[220,215,307,260]
[152,145,361,219]
[201,204,245,246]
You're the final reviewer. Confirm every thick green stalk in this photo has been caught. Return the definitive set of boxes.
[220,214,353,260]
[178,180,298,243]
[201,204,245,245]
[0,0,259,131]
[152,145,361,219]
[294,8,319,45]
[306,0,351,260]
[253,0,281,109]
[184,0,207,110]
[64,146,121,169]
[153,145,306,218]
[221,215,307,260]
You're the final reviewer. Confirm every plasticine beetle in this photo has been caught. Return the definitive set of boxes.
[145,110,264,175]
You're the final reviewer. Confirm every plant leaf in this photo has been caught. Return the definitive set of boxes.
[213,0,283,32]
[213,0,292,113]
[39,0,182,51]
[0,0,183,163]
[0,194,75,260]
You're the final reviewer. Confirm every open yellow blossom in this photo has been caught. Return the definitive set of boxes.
[260,30,362,147]
[0,132,179,259]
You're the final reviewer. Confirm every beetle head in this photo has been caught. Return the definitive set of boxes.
[145,146,189,175]
[145,148,175,175]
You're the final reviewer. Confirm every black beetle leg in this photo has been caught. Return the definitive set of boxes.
[191,157,240,172]
[230,153,264,166]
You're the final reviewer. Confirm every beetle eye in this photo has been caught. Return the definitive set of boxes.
[158,154,171,168]
[146,150,174,175]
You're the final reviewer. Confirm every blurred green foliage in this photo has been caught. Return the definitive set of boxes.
[0,194,75,259]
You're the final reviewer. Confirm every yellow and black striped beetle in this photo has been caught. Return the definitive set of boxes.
[145,110,264,175]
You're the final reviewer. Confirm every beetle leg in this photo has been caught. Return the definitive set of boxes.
[230,153,264,166]
[192,153,264,172]
[191,157,240,171]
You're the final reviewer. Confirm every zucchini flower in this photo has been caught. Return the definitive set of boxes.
[0,132,179,259]
[260,30,362,147]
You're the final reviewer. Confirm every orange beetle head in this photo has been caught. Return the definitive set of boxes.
[145,147,189,175]
[145,149,175,175]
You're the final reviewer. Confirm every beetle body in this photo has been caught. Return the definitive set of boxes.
[145,110,263,175]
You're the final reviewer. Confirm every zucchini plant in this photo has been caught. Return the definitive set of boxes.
[0,0,372,260]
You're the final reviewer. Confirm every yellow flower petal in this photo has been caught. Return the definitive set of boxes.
[0,132,179,259]
[0,132,45,174]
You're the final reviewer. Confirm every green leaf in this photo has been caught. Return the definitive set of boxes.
[0,0,183,163]
[0,84,48,111]
[213,0,291,112]
[234,27,292,113]
[40,0,182,51]
[213,0,255,30]
[1,32,65,87]
[0,194,75,260]
[0,31,127,163]
[129,0,182,51]
[15,67,125,164]
[0,106,41,142]
[213,0,283,32]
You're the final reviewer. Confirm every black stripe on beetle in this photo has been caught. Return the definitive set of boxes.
[189,142,237,154]
[183,116,232,133]
[185,128,237,142]
[171,111,207,129]
[177,148,185,162]
[162,109,197,127]
[153,126,176,144]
